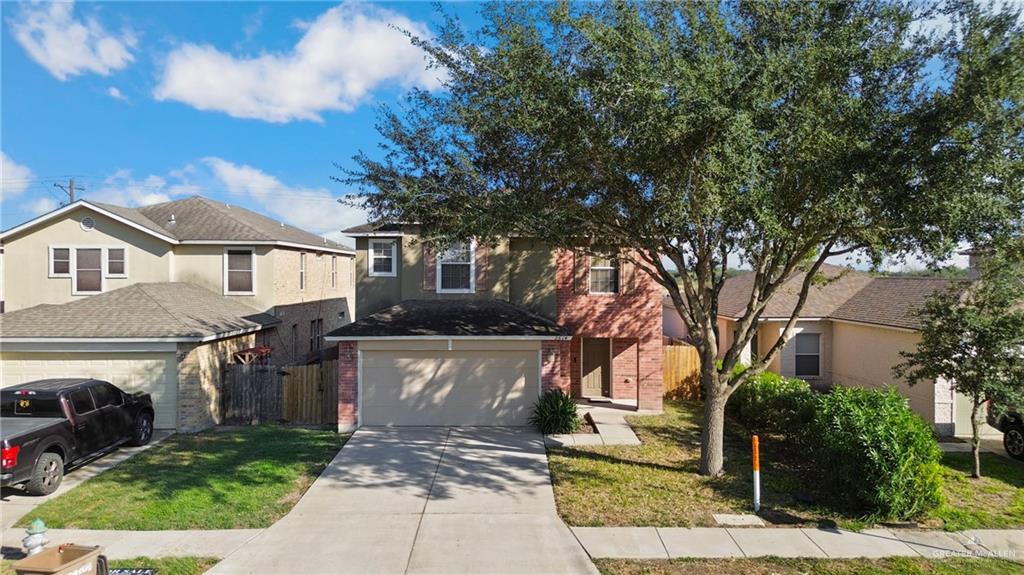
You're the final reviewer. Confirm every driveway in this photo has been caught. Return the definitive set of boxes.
[208,427,597,575]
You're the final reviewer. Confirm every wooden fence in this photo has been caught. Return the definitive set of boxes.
[220,361,338,426]
[282,361,338,426]
[663,344,701,400]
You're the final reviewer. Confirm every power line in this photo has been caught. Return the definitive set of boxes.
[53,178,84,204]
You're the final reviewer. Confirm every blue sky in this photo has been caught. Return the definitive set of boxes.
[1,1,484,243]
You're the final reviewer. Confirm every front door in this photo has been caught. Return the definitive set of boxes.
[581,338,611,398]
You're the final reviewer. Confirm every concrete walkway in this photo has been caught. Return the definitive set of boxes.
[1,528,261,560]
[546,403,646,447]
[573,526,1024,560]
[207,427,598,575]
[1,431,173,530]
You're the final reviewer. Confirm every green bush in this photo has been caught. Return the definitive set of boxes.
[530,389,581,434]
[811,386,943,519]
[730,371,815,437]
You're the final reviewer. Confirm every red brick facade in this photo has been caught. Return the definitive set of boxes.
[555,249,663,411]
[337,341,359,431]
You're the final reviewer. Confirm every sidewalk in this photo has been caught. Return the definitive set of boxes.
[572,526,1024,560]
[1,528,261,560]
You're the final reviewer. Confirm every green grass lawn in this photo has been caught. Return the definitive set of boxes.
[595,557,1024,575]
[548,400,1024,530]
[1,556,218,575]
[19,426,346,530]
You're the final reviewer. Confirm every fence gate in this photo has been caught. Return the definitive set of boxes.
[663,344,701,400]
[221,364,283,425]
[282,360,338,426]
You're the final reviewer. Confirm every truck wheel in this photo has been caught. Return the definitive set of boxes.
[129,413,154,446]
[25,453,64,496]
[1004,423,1024,462]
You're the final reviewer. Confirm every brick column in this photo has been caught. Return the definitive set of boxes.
[337,342,359,432]
[542,340,571,394]
[637,334,664,411]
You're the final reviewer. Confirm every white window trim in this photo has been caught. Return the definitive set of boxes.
[48,246,72,278]
[105,247,128,279]
[331,256,337,288]
[300,252,307,291]
[223,246,257,296]
[589,255,619,295]
[368,239,397,277]
[794,332,822,379]
[436,240,476,294]
[71,247,106,296]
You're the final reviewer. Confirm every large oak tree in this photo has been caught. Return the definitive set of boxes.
[344,0,1024,476]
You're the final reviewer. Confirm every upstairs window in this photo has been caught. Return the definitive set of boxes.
[794,333,821,378]
[331,256,337,288]
[73,248,103,294]
[50,248,71,277]
[300,252,307,291]
[437,241,474,293]
[225,248,255,295]
[369,240,396,277]
[309,318,323,352]
[107,248,126,277]
[589,254,619,294]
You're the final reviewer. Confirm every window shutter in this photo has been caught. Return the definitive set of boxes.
[474,244,489,292]
[574,250,589,294]
[423,243,436,291]
[620,249,636,293]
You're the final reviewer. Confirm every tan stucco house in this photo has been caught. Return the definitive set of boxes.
[0,196,355,430]
[701,264,992,437]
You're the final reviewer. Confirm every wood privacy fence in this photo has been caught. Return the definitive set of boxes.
[220,361,338,426]
[663,344,701,400]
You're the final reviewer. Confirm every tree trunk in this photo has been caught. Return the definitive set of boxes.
[700,383,728,477]
[970,400,983,479]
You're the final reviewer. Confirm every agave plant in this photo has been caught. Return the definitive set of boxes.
[529,389,581,434]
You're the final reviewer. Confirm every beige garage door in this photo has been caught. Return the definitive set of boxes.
[362,349,539,426]
[0,352,178,429]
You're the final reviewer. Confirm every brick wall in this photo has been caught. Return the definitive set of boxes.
[556,249,663,411]
[337,342,358,432]
[176,332,255,432]
[542,340,571,393]
[611,338,639,400]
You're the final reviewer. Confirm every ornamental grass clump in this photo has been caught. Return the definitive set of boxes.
[530,389,582,434]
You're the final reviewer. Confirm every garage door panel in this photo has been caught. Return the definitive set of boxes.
[362,350,538,426]
[1,352,178,429]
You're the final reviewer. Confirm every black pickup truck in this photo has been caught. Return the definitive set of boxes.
[988,404,1024,461]
[1,378,155,495]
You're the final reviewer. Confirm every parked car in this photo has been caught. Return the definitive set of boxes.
[1,378,155,495]
[988,403,1024,462]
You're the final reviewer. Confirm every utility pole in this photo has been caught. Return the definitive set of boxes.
[54,178,83,204]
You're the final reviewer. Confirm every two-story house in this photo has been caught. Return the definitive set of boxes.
[324,224,663,431]
[0,196,355,430]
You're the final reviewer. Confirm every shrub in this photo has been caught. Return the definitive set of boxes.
[530,389,581,434]
[730,371,815,437]
[810,386,943,519]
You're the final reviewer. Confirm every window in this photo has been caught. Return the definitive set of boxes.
[74,248,103,294]
[50,248,71,277]
[437,241,474,293]
[69,388,96,414]
[750,328,759,362]
[107,248,126,277]
[299,252,307,290]
[291,324,299,359]
[794,333,821,377]
[369,240,396,277]
[225,248,255,294]
[309,318,323,352]
[331,256,337,288]
[90,383,123,407]
[589,254,619,294]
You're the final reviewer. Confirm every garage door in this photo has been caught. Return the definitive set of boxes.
[0,352,178,429]
[362,349,539,426]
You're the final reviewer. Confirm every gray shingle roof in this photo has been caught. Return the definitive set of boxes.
[0,283,279,340]
[342,222,405,235]
[326,299,569,339]
[717,265,963,330]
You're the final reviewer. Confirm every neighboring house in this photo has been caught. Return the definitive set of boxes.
[325,224,663,431]
[695,263,988,437]
[0,196,356,430]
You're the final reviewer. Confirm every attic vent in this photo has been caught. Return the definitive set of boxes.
[80,217,95,231]
[167,214,176,225]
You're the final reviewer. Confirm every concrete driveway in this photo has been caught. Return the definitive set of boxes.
[208,427,597,575]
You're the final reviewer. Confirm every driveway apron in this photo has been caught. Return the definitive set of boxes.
[208,427,597,575]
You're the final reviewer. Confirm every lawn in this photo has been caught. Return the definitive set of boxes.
[1,556,218,575]
[548,400,1024,530]
[19,426,346,530]
[595,557,1024,575]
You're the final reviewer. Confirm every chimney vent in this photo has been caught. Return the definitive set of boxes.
[168,214,176,225]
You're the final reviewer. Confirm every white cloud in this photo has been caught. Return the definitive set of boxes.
[203,157,366,239]
[1,152,34,201]
[107,86,128,101]
[87,170,180,207]
[154,2,443,122]
[25,196,58,215]
[9,1,136,81]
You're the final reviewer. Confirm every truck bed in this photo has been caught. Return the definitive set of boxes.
[0,417,67,443]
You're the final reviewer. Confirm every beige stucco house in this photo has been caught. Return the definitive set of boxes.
[0,196,355,430]
[698,264,994,438]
